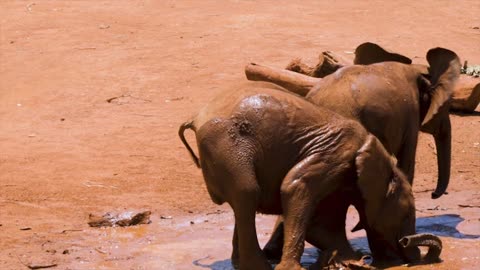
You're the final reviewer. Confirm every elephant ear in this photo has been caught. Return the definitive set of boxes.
[354,42,412,65]
[355,135,398,227]
[421,48,461,127]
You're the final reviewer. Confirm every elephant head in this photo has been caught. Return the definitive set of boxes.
[418,48,461,198]
[354,43,461,199]
[355,135,442,265]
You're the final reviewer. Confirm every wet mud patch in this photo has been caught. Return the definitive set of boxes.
[416,214,480,239]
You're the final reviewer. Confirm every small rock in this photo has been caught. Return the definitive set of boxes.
[26,3,35,12]
[99,24,110,29]
[95,248,107,254]
[60,118,65,121]
[20,227,31,231]
[164,96,184,103]
[160,215,172,219]
[190,221,195,225]
[63,249,70,255]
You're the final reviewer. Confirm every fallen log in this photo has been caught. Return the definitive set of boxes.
[450,75,480,113]
[285,51,349,78]
[245,63,320,96]
[285,42,412,78]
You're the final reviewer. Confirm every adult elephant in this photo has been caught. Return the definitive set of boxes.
[245,46,460,261]
[179,83,442,269]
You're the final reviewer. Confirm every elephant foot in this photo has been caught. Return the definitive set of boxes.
[237,252,273,270]
[263,218,284,263]
[263,244,282,263]
[275,260,305,270]
[231,255,239,270]
[431,190,448,199]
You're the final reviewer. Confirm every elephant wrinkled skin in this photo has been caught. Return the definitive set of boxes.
[179,83,439,269]
[245,46,459,265]
[247,46,461,199]
[308,52,459,199]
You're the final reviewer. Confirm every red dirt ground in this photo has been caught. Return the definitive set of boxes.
[1,1,479,269]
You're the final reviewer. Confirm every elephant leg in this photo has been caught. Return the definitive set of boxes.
[198,135,270,269]
[231,189,272,270]
[275,155,344,270]
[224,160,272,270]
[396,131,418,185]
[265,199,355,265]
[231,225,239,269]
[306,199,357,262]
[263,217,284,262]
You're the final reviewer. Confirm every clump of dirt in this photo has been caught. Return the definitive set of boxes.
[88,211,151,227]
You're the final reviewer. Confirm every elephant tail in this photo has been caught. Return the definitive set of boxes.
[178,120,200,168]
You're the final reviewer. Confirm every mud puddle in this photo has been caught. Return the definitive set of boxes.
[53,206,479,270]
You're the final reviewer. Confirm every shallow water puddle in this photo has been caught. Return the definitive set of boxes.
[76,208,480,269]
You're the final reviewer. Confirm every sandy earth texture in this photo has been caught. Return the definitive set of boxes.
[1,1,479,269]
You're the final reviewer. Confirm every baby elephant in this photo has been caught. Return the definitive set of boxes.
[179,82,440,270]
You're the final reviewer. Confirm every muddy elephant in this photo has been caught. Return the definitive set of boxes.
[179,83,441,270]
[311,47,459,198]
[245,46,459,262]
[246,45,461,199]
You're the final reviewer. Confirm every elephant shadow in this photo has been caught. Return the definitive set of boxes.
[349,213,480,255]
[451,110,480,117]
[192,257,235,270]
[192,247,319,270]
[192,214,479,269]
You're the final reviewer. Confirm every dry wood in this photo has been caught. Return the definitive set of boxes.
[88,211,151,227]
[458,204,480,208]
[27,264,58,270]
[451,75,480,113]
[286,51,349,78]
[245,63,320,96]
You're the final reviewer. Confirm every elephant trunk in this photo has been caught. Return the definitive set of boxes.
[399,233,443,262]
[431,115,451,199]
[245,63,321,96]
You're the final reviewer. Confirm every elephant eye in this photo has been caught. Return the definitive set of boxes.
[423,93,429,102]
